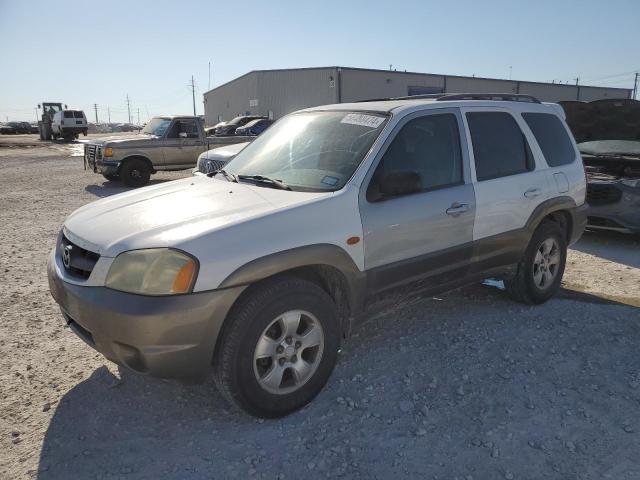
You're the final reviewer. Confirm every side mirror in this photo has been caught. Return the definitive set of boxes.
[369,171,422,202]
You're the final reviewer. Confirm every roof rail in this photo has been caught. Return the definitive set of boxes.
[435,93,541,103]
[357,93,542,103]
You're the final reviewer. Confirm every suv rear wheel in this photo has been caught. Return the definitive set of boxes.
[506,221,567,304]
[120,158,151,187]
[214,276,340,417]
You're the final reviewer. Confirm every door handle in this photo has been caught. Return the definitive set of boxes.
[524,188,542,199]
[446,202,469,216]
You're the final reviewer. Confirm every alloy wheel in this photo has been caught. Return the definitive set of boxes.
[253,310,324,395]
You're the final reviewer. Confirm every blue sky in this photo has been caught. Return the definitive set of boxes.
[1,0,638,122]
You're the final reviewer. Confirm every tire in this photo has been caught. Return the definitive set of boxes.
[214,276,340,418]
[120,158,151,187]
[506,220,567,304]
[102,173,119,181]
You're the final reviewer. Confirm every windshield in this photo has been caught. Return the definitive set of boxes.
[223,111,388,191]
[141,117,172,136]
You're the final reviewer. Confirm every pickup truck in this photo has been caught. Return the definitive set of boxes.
[84,116,213,187]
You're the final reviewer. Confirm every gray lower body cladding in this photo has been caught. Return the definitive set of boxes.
[47,253,245,380]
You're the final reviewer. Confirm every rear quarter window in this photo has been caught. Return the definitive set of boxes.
[522,113,576,167]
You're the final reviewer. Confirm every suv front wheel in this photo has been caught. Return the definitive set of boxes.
[506,220,567,304]
[214,276,340,417]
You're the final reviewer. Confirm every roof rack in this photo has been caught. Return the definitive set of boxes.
[357,93,542,104]
[435,93,541,103]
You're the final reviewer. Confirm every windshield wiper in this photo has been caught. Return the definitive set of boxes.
[208,168,238,182]
[238,174,292,190]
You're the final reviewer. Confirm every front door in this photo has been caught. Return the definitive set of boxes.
[359,109,476,293]
[163,119,204,168]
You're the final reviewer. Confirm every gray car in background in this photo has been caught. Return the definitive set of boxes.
[192,142,249,176]
[561,99,640,234]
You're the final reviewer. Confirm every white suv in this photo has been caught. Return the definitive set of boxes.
[48,94,587,417]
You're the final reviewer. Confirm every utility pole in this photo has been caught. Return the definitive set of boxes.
[137,108,140,125]
[93,103,99,124]
[190,75,196,116]
[107,107,111,124]
[34,108,38,122]
[126,94,132,124]
[574,77,580,101]
[633,72,639,100]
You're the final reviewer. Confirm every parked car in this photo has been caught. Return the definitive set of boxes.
[30,123,39,134]
[1,121,30,134]
[215,115,266,136]
[205,122,226,136]
[84,115,221,187]
[560,99,640,233]
[193,142,250,175]
[0,123,16,134]
[49,94,587,417]
[581,141,640,233]
[235,118,274,136]
[51,110,88,141]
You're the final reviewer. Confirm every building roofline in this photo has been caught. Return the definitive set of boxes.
[203,66,632,96]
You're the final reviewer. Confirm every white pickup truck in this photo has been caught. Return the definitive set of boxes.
[84,116,228,187]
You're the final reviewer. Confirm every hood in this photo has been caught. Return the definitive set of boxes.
[200,142,249,160]
[64,176,330,257]
[85,134,157,147]
[560,99,640,144]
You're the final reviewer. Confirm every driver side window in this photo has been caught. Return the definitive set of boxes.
[367,113,463,201]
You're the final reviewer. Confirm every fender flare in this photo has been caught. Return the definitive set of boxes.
[525,196,580,238]
[218,244,367,315]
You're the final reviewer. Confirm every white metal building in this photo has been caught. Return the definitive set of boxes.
[203,66,631,125]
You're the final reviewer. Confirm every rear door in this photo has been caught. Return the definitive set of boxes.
[162,119,205,168]
[520,111,585,205]
[461,107,551,270]
[359,108,476,293]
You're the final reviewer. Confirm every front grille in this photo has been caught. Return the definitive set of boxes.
[84,144,102,168]
[60,235,100,279]
[586,184,622,205]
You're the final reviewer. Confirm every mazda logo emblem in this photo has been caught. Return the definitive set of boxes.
[62,246,72,269]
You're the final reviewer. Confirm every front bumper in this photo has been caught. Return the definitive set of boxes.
[47,249,245,380]
[586,183,640,234]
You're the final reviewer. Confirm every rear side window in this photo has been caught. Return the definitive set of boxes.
[522,113,575,167]
[73,111,84,119]
[466,112,534,181]
[63,111,74,118]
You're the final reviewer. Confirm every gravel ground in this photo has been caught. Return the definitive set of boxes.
[1,137,639,480]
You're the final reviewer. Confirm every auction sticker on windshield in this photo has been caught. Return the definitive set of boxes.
[340,113,385,129]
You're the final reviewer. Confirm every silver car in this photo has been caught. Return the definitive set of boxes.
[192,142,249,176]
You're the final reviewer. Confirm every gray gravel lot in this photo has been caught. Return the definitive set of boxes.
[1,136,639,479]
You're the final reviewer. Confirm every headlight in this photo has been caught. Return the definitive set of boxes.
[621,178,640,188]
[105,248,198,295]
[104,147,113,157]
